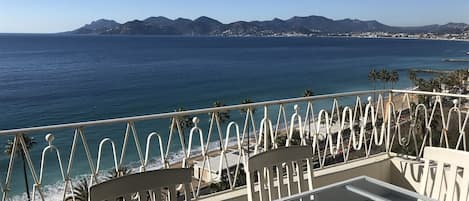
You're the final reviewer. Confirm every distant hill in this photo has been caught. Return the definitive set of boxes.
[71,19,120,34]
[68,15,469,36]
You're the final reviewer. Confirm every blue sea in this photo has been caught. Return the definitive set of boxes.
[1,34,469,200]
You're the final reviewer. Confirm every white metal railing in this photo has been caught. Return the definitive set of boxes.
[1,89,468,201]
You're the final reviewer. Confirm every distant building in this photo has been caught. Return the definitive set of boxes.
[193,151,244,183]
[464,69,469,91]
[441,83,450,93]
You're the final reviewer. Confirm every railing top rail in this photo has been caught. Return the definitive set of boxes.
[0,89,388,136]
[391,89,469,99]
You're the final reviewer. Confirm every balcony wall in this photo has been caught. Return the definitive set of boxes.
[391,154,468,201]
[202,152,468,201]
[201,153,393,201]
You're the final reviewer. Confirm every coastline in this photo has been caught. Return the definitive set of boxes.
[3,32,469,43]
[318,35,469,43]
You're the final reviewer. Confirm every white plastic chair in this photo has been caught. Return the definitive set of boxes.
[90,168,193,201]
[246,146,314,201]
[419,147,469,201]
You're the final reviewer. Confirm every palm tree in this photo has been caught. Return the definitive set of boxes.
[72,178,89,201]
[4,135,36,201]
[210,101,231,150]
[402,107,444,156]
[368,69,380,102]
[389,70,399,89]
[303,89,314,97]
[212,101,230,123]
[379,69,390,89]
[437,74,447,90]
[172,107,194,147]
[106,165,132,180]
[241,98,255,156]
[68,166,132,201]
[241,98,255,114]
[454,69,468,90]
[302,90,315,143]
[368,69,379,91]
[408,70,417,85]
[69,166,132,201]
[209,165,246,192]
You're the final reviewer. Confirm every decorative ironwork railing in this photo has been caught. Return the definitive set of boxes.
[1,89,468,201]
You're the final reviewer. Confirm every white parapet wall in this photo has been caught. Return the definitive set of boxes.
[390,154,467,200]
[200,153,394,201]
[201,152,469,201]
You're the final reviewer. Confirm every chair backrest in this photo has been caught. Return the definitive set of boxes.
[246,146,314,201]
[90,168,193,201]
[420,147,469,201]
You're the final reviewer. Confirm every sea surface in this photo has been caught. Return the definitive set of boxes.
[1,35,469,200]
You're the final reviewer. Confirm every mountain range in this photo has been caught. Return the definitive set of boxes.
[69,15,469,36]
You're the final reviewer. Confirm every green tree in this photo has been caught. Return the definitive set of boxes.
[172,107,194,147]
[212,101,230,123]
[209,165,246,192]
[389,70,399,89]
[303,90,314,143]
[437,75,446,90]
[453,69,468,89]
[68,166,132,201]
[211,101,231,150]
[397,105,443,156]
[241,98,255,114]
[416,78,440,92]
[379,69,391,89]
[408,70,417,85]
[413,78,441,106]
[241,98,255,156]
[303,89,314,97]
[4,136,36,201]
[72,178,89,201]
[106,165,132,180]
[368,69,379,91]
[275,130,302,147]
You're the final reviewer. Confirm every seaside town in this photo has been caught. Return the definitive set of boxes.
[264,30,469,41]
[341,31,469,41]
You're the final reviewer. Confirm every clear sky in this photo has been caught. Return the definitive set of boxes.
[1,0,468,33]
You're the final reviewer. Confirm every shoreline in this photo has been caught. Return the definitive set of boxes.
[3,33,469,43]
[319,35,469,43]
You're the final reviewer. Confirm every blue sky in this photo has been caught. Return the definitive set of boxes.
[1,0,468,33]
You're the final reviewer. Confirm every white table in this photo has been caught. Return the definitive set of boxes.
[277,176,435,201]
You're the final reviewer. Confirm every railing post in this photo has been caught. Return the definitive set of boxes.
[263,105,270,151]
[2,135,18,201]
[387,90,393,153]
[247,108,251,157]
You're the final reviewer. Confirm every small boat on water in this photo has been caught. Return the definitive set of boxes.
[444,58,469,62]
[466,52,469,55]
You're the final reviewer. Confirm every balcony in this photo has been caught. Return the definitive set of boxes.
[1,89,468,201]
